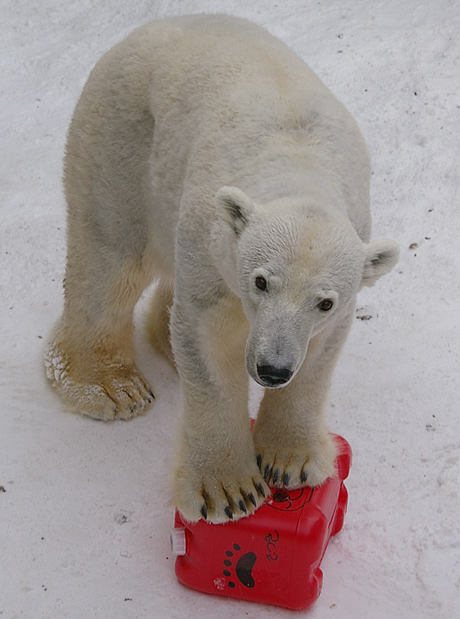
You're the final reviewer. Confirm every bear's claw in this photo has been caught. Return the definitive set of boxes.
[255,482,266,498]
[263,463,272,480]
[254,432,337,489]
[174,467,269,524]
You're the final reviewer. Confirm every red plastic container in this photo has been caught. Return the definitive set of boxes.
[171,434,351,610]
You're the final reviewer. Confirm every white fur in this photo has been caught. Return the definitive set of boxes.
[44,15,399,522]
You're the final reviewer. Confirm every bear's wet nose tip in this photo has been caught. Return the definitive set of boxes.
[256,364,293,387]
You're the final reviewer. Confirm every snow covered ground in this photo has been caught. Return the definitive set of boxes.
[1,1,459,617]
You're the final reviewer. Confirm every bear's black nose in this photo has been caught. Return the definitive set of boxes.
[257,365,293,387]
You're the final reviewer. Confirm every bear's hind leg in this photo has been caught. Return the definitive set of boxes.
[146,280,175,368]
[45,49,161,421]
[45,253,155,421]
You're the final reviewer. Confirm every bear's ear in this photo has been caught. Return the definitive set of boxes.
[361,239,400,287]
[215,186,255,236]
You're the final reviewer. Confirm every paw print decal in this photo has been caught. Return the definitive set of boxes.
[222,543,257,588]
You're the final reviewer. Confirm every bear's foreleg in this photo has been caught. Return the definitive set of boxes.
[253,309,355,488]
[170,294,269,523]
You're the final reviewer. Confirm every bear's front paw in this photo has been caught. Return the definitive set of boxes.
[173,461,269,524]
[254,432,336,489]
[45,342,154,421]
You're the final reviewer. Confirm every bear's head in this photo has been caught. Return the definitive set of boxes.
[212,186,399,388]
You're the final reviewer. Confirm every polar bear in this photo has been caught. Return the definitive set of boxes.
[45,15,399,523]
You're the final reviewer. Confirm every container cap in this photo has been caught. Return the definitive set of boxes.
[170,528,187,556]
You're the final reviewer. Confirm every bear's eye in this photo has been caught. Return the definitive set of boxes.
[255,276,268,291]
[318,299,334,311]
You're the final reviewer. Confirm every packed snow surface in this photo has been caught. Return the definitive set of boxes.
[1,1,459,617]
